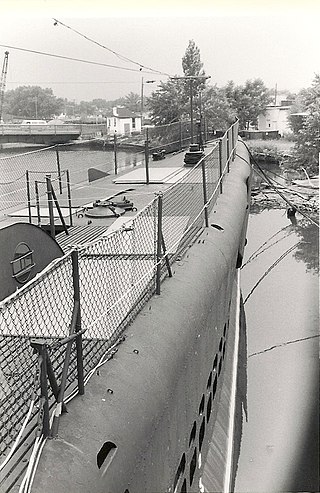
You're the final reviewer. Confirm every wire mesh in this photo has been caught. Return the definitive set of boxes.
[0,147,57,212]
[147,120,192,154]
[0,120,239,492]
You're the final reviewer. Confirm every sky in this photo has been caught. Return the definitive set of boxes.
[0,0,319,103]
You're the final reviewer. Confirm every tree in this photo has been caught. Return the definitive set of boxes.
[124,92,141,113]
[225,79,272,130]
[148,40,209,125]
[202,85,236,131]
[181,39,207,97]
[3,86,64,119]
[287,75,320,174]
[147,79,186,125]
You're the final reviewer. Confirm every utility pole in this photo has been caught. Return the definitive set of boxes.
[170,75,210,144]
[0,51,9,122]
[141,77,156,125]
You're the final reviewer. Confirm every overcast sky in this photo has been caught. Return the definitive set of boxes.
[1,0,319,102]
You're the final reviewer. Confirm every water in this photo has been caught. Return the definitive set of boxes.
[0,143,144,213]
[235,205,319,492]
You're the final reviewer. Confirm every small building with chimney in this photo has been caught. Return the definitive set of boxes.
[107,107,142,135]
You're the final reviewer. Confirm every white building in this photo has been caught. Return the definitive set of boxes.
[258,101,293,137]
[107,107,142,135]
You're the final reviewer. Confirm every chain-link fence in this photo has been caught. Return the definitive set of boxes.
[0,119,239,492]
[147,120,193,154]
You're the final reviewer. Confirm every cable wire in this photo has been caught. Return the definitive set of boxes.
[0,43,160,75]
[53,18,170,77]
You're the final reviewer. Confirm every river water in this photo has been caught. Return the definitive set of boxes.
[0,143,144,214]
[0,145,318,489]
[235,167,319,491]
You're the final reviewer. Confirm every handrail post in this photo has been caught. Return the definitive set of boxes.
[156,193,163,295]
[50,183,69,235]
[201,158,209,227]
[114,133,118,175]
[226,131,230,173]
[145,127,150,185]
[26,170,32,223]
[72,249,85,396]
[35,180,41,226]
[179,120,182,150]
[46,175,55,239]
[66,169,73,227]
[219,139,223,194]
[30,340,50,438]
[55,147,63,194]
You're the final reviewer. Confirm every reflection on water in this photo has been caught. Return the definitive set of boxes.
[236,206,319,492]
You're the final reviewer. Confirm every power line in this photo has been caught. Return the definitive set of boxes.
[7,81,140,85]
[0,43,161,75]
[52,18,171,77]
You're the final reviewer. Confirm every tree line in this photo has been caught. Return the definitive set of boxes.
[1,40,318,173]
[1,40,272,130]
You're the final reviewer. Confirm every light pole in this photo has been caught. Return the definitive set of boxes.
[141,77,156,125]
[170,75,210,144]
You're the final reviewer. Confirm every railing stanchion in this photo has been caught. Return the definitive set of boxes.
[72,249,85,396]
[55,147,63,194]
[50,183,68,235]
[114,133,118,175]
[219,139,223,194]
[35,180,41,226]
[145,127,150,185]
[66,169,73,227]
[46,175,55,239]
[26,170,32,224]
[201,159,209,227]
[156,193,163,294]
[226,131,230,173]
[30,340,50,438]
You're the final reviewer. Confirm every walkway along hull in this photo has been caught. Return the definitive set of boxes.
[31,153,251,492]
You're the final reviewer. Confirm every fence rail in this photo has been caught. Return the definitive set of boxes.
[0,119,239,493]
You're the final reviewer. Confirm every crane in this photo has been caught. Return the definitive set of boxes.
[0,51,9,123]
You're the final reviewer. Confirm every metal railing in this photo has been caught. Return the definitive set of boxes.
[0,119,239,492]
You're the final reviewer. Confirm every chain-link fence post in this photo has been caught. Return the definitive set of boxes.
[66,169,73,227]
[219,139,223,194]
[35,180,41,226]
[226,130,230,173]
[145,127,150,185]
[114,133,118,175]
[26,170,32,223]
[30,340,50,438]
[72,249,85,396]
[55,146,63,194]
[201,159,209,228]
[46,175,55,239]
[156,193,163,295]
